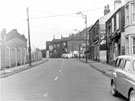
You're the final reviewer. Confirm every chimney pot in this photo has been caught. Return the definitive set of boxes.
[104,5,110,15]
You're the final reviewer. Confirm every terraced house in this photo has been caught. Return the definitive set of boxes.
[106,0,135,64]
[89,1,121,62]
[106,6,125,64]
[124,0,135,55]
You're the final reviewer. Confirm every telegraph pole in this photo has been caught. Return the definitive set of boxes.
[26,7,31,66]
[76,12,88,63]
[85,15,88,63]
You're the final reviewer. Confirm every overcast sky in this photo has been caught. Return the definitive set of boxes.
[0,0,125,49]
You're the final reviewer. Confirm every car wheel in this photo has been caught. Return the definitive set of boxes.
[129,90,135,101]
[111,81,118,96]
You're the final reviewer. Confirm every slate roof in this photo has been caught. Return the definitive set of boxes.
[6,29,27,42]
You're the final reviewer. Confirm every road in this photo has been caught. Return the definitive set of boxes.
[1,58,127,101]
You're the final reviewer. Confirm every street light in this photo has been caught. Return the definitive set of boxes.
[76,11,88,63]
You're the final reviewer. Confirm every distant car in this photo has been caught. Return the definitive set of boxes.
[62,54,66,58]
[62,53,71,59]
[111,55,135,101]
[80,53,84,58]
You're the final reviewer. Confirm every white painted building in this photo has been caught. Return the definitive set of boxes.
[124,0,135,55]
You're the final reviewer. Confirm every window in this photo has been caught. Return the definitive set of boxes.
[108,24,111,35]
[57,44,59,47]
[54,49,56,53]
[115,59,119,67]
[126,5,129,25]
[124,60,131,72]
[116,13,119,30]
[118,59,124,69]
[54,44,56,48]
[112,18,114,33]
[126,37,129,54]
[132,3,135,23]
[133,37,135,54]
[63,42,66,46]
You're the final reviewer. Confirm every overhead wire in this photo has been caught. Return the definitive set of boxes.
[30,5,113,19]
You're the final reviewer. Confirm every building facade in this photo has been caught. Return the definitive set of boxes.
[89,5,112,62]
[0,29,27,69]
[0,29,42,70]
[89,20,100,61]
[46,37,69,58]
[124,0,135,55]
[46,27,91,58]
[106,6,125,64]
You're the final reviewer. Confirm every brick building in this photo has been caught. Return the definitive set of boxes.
[106,6,125,64]
[0,29,27,69]
[46,27,91,58]
[0,29,42,69]
[89,4,113,62]
[46,37,68,58]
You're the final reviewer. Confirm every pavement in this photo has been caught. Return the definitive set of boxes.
[79,58,115,77]
[0,58,48,78]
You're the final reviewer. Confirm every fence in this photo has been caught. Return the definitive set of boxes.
[0,46,42,70]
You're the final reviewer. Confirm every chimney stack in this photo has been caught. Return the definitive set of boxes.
[1,29,6,44]
[104,4,110,15]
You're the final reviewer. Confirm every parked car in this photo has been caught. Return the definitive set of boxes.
[62,53,71,59]
[111,55,135,101]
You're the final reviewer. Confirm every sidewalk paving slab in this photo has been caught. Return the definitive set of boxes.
[79,58,115,77]
[0,58,48,78]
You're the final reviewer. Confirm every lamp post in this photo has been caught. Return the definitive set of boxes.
[76,11,88,63]
[26,7,32,66]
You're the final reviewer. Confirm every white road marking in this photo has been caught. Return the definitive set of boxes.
[55,76,58,80]
[43,93,48,97]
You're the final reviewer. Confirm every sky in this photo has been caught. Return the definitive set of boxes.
[0,0,125,49]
